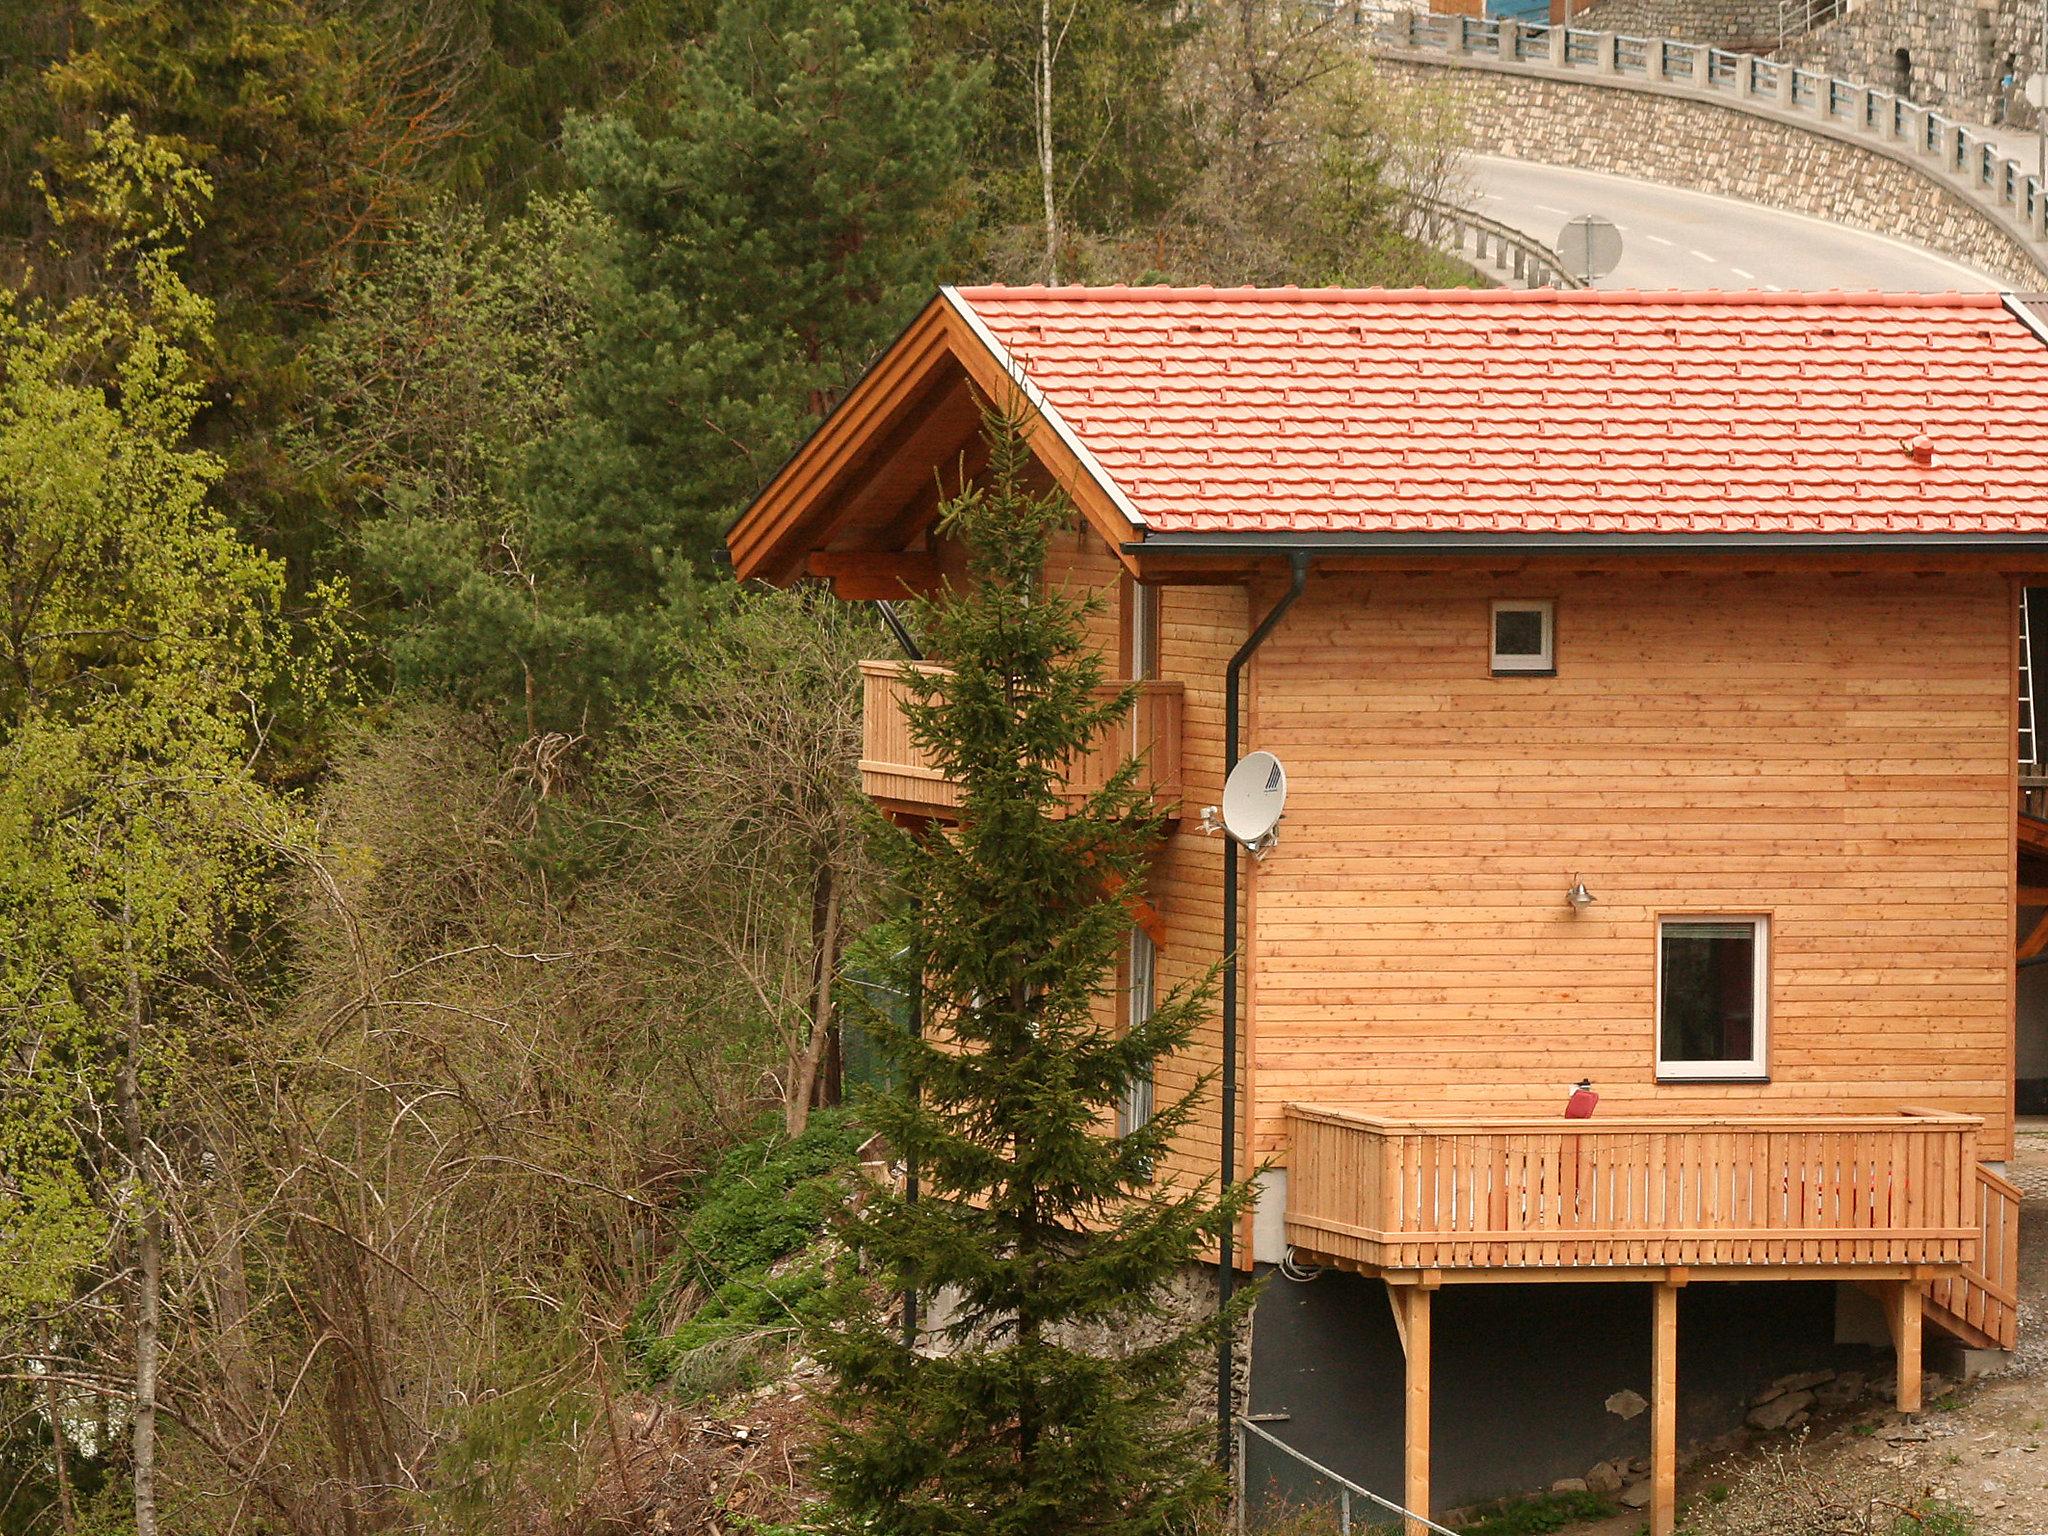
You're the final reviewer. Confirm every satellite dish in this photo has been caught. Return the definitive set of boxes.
[1221,751,1288,847]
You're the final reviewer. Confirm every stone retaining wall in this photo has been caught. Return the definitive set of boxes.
[1772,0,2039,125]
[1378,56,2045,286]
[1573,0,1782,51]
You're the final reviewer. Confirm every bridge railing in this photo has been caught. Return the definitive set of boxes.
[1389,12,2048,268]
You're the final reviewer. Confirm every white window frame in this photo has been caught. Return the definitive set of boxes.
[1490,599,1555,675]
[1118,927,1157,1136]
[1655,915,1770,1082]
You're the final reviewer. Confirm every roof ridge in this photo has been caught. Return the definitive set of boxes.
[952,284,2005,308]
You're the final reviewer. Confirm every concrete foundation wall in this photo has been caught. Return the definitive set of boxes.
[1246,1267,1890,1515]
[1378,57,2045,285]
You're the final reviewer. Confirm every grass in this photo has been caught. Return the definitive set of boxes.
[1452,1491,1621,1535]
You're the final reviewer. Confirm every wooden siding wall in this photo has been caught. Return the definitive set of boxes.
[1243,569,2015,1164]
[1151,583,1247,1188]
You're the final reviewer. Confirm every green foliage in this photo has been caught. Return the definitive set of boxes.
[629,1109,868,1393]
[524,0,977,678]
[1891,1505,1974,1536]
[301,193,615,726]
[928,0,1191,249]
[0,123,320,1319]
[815,412,1250,1534]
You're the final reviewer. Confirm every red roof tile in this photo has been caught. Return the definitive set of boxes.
[949,286,2048,541]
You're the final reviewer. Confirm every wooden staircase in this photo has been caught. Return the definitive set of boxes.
[1925,1163,2023,1350]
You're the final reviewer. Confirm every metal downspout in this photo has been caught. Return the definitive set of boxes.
[1218,551,1313,1464]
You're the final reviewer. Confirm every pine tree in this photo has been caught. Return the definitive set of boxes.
[817,413,1251,1534]
[517,0,978,704]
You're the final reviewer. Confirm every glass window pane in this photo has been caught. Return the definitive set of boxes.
[1120,929,1157,1135]
[1660,922,1757,1064]
[1495,608,1546,657]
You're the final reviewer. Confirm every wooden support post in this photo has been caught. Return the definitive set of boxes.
[1884,1280,1924,1413]
[1401,1287,1432,1536]
[1651,1282,1680,1536]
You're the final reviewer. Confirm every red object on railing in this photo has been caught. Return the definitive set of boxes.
[1564,1080,1599,1119]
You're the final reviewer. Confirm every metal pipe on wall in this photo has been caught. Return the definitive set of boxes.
[1217,551,1313,1465]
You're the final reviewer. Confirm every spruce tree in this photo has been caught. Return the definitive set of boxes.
[819,414,1251,1534]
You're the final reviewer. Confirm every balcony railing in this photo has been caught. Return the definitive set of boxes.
[858,659,1184,822]
[1285,1104,1982,1274]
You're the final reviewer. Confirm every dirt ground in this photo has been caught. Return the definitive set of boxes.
[1562,1125,2048,1536]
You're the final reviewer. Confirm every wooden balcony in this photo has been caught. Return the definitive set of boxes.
[1285,1104,1983,1278]
[858,659,1184,822]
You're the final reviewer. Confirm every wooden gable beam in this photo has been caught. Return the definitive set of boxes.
[936,294,1145,579]
[2022,813,2048,860]
[806,550,942,600]
[730,291,1149,589]
[2020,909,2048,960]
[729,298,957,583]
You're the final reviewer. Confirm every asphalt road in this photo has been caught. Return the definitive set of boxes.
[1465,155,2003,293]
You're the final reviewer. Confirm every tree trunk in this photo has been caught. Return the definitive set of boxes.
[118,920,161,1536]
[1038,0,1059,283]
[44,1357,76,1536]
[784,865,842,1138]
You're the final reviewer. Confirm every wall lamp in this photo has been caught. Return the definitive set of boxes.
[1565,876,1596,912]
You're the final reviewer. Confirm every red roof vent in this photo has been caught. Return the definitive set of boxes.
[1905,434,1936,467]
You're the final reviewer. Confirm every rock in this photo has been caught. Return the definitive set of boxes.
[1747,1389,1816,1431]
[1620,1484,1653,1509]
[1629,1458,1650,1475]
[1769,1368,1837,1394]
[1586,1459,1626,1495]
[1550,1478,1589,1494]
[1750,1384,1786,1406]
[1605,1389,1648,1420]
[1922,1372,1951,1400]
[1815,1371,1866,1407]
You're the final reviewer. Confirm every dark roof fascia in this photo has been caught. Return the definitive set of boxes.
[1123,530,2048,556]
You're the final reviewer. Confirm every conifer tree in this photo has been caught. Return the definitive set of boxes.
[818,413,1251,1534]
[526,0,978,667]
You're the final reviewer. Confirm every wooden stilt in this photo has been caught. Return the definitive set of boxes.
[1401,1287,1432,1536]
[1884,1280,1924,1413]
[1651,1282,1680,1536]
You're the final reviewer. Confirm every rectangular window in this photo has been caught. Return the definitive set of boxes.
[1118,927,1157,1135]
[1127,580,1159,681]
[1490,599,1554,675]
[1657,917,1768,1080]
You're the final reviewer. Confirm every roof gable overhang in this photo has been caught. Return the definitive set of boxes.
[726,288,1146,591]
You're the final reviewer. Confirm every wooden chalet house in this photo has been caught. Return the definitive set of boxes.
[725,287,2046,1532]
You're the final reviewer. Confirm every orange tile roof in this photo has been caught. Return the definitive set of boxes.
[949,286,2048,543]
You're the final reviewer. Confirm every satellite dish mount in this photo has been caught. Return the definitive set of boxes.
[1206,750,1289,862]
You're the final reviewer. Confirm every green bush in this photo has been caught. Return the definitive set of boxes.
[628,1109,868,1393]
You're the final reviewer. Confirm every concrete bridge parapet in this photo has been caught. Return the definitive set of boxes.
[1377,14,2048,286]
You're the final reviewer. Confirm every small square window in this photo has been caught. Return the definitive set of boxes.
[1657,917,1768,1081]
[1490,600,1554,674]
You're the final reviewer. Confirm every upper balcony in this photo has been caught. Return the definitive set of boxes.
[1284,1103,1985,1279]
[859,659,1185,824]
